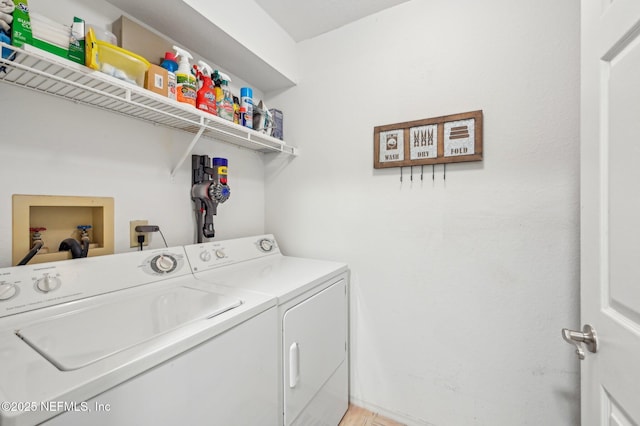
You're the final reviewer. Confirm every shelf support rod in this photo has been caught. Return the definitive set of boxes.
[171,120,209,178]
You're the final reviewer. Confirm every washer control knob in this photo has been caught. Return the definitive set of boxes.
[151,254,177,273]
[215,249,226,259]
[258,238,274,252]
[36,275,61,293]
[200,250,212,262]
[0,283,17,301]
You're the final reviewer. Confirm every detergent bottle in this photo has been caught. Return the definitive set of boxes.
[213,70,234,121]
[173,46,196,107]
[160,52,178,100]
[195,61,217,116]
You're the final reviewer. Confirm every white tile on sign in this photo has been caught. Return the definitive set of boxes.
[379,130,404,163]
[444,118,475,157]
[409,124,437,160]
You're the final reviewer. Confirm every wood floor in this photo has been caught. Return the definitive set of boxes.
[339,404,405,426]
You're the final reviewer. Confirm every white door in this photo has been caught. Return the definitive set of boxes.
[579,0,640,424]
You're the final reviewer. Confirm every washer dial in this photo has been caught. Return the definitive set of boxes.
[36,275,61,293]
[258,238,274,252]
[0,283,17,301]
[151,254,178,274]
[200,250,212,262]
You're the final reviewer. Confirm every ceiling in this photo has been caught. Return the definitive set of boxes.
[102,0,411,91]
[253,0,412,42]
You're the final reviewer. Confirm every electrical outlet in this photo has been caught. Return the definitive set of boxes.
[130,220,149,248]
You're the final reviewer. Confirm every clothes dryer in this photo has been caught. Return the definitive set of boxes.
[184,235,350,426]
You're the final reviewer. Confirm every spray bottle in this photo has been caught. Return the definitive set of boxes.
[173,46,196,107]
[194,61,217,115]
[213,70,234,121]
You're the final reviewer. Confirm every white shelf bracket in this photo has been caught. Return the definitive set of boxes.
[171,119,209,178]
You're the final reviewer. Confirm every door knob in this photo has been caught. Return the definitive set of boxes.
[562,324,598,360]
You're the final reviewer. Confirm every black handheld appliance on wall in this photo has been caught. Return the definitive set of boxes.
[191,155,231,242]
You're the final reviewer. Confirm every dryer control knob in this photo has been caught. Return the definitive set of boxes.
[215,249,226,259]
[0,283,17,301]
[200,251,212,262]
[151,254,177,273]
[36,275,61,293]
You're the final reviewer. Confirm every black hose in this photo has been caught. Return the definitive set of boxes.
[17,240,44,265]
[59,238,84,259]
[81,237,90,258]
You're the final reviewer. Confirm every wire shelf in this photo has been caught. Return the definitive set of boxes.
[0,42,298,173]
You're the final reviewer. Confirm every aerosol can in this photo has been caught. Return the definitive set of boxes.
[194,61,217,115]
[240,87,253,129]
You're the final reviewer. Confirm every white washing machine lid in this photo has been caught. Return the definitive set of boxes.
[15,285,242,371]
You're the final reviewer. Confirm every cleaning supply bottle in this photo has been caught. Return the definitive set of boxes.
[213,70,234,121]
[240,87,253,129]
[233,96,240,124]
[173,46,196,107]
[194,61,217,116]
[160,52,178,100]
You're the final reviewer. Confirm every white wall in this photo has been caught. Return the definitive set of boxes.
[0,86,266,266]
[0,0,267,267]
[265,0,581,424]
[2,0,581,423]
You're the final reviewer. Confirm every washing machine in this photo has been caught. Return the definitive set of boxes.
[184,234,350,426]
[0,246,279,426]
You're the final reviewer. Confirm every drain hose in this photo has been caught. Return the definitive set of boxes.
[81,237,90,258]
[17,240,44,265]
[59,238,84,259]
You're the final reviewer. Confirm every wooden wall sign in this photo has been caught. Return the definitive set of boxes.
[374,110,483,169]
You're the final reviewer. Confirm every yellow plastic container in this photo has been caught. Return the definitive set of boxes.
[85,28,150,87]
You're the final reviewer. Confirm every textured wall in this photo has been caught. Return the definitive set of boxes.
[265,0,581,424]
[0,85,266,266]
[0,1,267,266]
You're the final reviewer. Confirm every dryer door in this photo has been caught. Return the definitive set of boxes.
[283,279,347,425]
